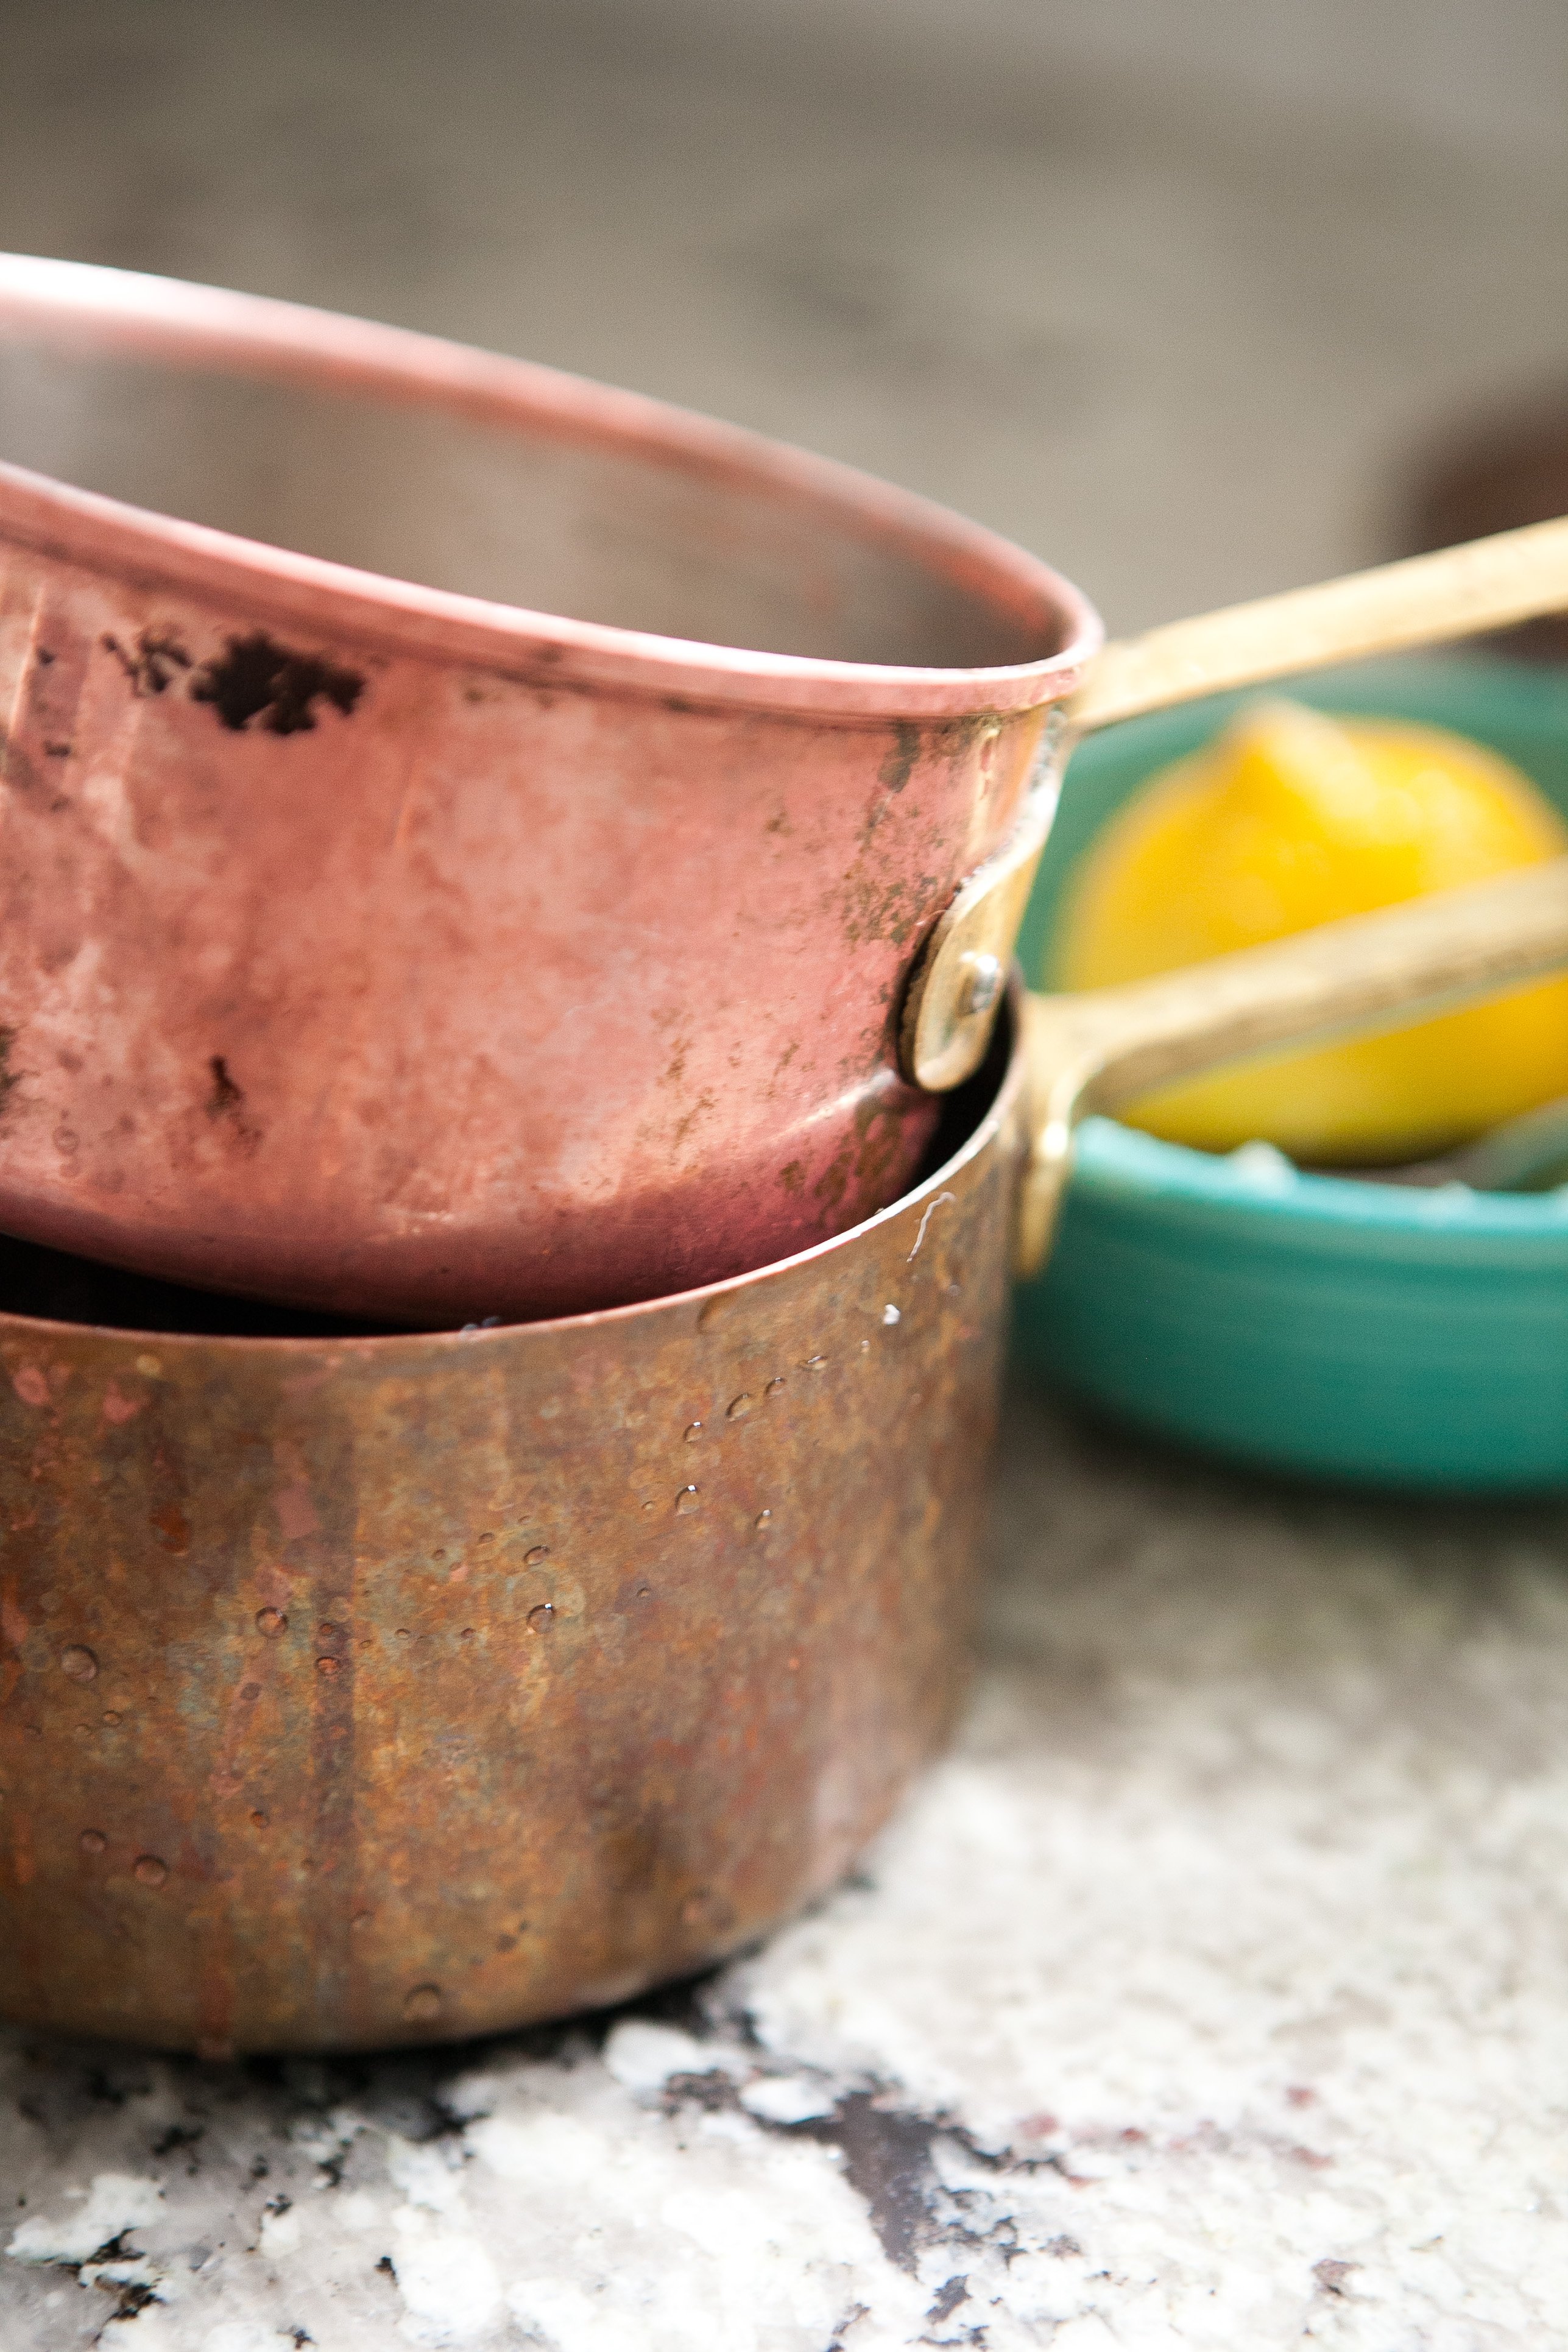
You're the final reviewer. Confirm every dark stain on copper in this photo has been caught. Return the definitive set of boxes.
[190,632,364,736]
[102,629,192,699]
[839,857,939,951]
[207,1058,261,1153]
[151,1502,191,1555]
[878,721,920,796]
[307,1429,361,2043]
[207,1058,245,1120]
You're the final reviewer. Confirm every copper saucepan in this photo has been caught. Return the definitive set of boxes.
[5,255,1568,1326]
[4,863,1566,2054]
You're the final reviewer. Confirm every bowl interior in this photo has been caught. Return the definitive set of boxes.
[0,330,1055,672]
[1019,653,1568,1237]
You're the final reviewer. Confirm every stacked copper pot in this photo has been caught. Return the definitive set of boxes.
[0,256,1093,2049]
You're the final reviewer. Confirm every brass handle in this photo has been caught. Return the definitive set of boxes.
[1017,856,1568,1279]
[906,516,1568,1096]
[1068,515,1568,735]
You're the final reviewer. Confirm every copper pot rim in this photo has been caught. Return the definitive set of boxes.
[0,1000,1026,1363]
[0,253,1102,721]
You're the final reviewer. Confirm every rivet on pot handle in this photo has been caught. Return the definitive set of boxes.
[899,715,1067,1092]
[1015,856,1568,1280]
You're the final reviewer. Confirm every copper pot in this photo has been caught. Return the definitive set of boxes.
[0,254,1097,1326]
[0,1023,1024,2056]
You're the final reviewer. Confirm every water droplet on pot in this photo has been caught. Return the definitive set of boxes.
[726,1394,753,1421]
[317,1621,341,1640]
[528,1603,555,1633]
[316,1656,342,1679]
[674,1486,700,1515]
[754,1510,773,1530]
[255,1607,286,1638]
[765,1378,786,1401]
[102,1711,121,1726]
[394,1626,413,1642]
[60,1645,97,1683]
[403,1984,442,2024]
[882,1303,901,1326]
[79,1829,106,1856]
[250,1810,269,1829]
[802,1355,828,1371]
[683,1421,702,1443]
[241,1682,261,1703]
[524,1545,549,1566]
[432,1549,447,1563]
[133,1854,168,1888]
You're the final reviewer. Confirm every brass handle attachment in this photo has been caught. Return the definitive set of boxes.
[899,719,1064,1091]
[903,515,1568,1097]
[1016,856,1568,1279]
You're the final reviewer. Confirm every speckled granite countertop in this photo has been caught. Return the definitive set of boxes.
[7,1393,1567,2350]
[5,5,1567,2343]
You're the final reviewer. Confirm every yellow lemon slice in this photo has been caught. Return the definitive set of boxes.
[1053,699,1568,1162]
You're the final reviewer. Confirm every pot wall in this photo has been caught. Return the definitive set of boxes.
[0,531,1045,1319]
[0,1022,1025,2052]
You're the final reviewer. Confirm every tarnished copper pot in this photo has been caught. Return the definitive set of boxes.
[0,1026,1024,2055]
[6,855,1568,2055]
[0,253,1096,1326]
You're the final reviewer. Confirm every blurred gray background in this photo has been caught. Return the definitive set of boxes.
[0,0,1564,634]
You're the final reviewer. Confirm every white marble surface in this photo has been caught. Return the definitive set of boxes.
[4,4,1568,2343]
[7,1395,1568,2350]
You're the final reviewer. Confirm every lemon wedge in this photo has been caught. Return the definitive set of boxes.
[1053,699,1568,1162]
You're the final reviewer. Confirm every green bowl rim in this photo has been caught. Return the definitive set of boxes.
[1072,1114,1568,1246]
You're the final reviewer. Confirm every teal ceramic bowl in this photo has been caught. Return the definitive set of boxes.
[1013,656,1568,1493]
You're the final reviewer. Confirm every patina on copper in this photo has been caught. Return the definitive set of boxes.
[0,1019,1024,2054]
[0,253,1095,1327]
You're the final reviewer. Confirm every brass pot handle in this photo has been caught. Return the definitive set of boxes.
[1069,515,1568,735]
[904,515,1568,1097]
[1016,856,1568,1279]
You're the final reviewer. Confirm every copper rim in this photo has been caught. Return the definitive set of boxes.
[0,252,1101,718]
